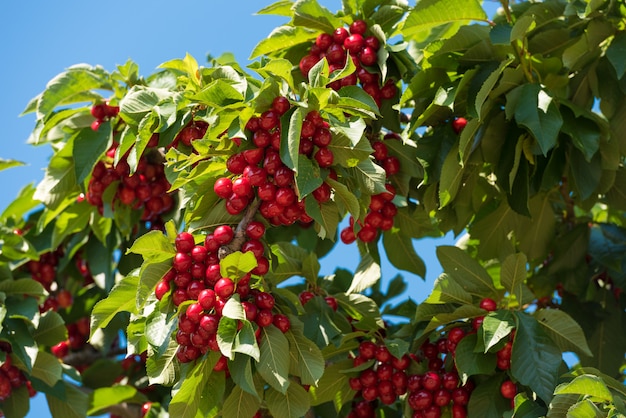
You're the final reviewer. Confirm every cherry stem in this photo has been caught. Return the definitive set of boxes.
[218,198,262,260]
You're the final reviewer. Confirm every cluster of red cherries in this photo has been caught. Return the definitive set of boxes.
[155,227,289,371]
[339,132,401,244]
[347,341,413,415]
[50,317,92,368]
[299,20,397,106]
[86,142,174,223]
[90,101,120,132]
[0,343,36,404]
[214,95,337,227]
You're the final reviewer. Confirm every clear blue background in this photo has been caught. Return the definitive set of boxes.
[0,1,502,416]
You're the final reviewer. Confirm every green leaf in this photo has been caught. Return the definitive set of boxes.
[500,253,534,306]
[2,385,29,418]
[382,229,426,278]
[309,359,354,410]
[33,310,67,346]
[219,251,257,282]
[285,327,325,385]
[250,25,316,59]
[346,159,387,195]
[217,316,239,360]
[87,386,143,416]
[425,273,472,305]
[258,325,290,394]
[534,309,593,358]
[169,354,225,418]
[127,230,175,263]
[292,0,341,33]
[454,333,497,383]
[402,0,487,38]
[51,202,92,249]
[233,321,261,362]
[505,84,563,156]
[229,354,259,399]
[607,32,626,79]
[31,351,62,387]
[565,399,605,417]
[334,293,384,328]
[554,374,613,402]
[73,124,112,184]
[0,159,25,173]
[119,86,174,124]
[467,374,511,418]
[0,279,45,298]
[191,80,244,107]
[518,193,557,262]
[295,155,322,198]
[34,140,78,209]
[347,252,381,294]
[91,273,139,335]
[222,385,261,418]
[437,246,498,297]
[146,336,179,386]
[281,107,304,173]
[511,312,562,403]
[325,178,359,218]
[37,66,108,119]
[481,311,516,352]
[265,382,311,418]
[304,198,339,240]
[439,144,463,208]
[46,381,89,418]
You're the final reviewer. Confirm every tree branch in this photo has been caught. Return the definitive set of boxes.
[218,198,262,259]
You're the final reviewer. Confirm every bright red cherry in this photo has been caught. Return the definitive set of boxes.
[175,232,196,253]
[350,19,368,35]
[500,380,517,399]
[479,297,497,311]
[214,278,235,299]
[451,117,468,134]
[273,314,291,333]
[213,177,233,199]
[213,225,234,245]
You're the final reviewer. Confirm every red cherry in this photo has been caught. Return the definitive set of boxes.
[214,278,235,299]
[256,309,274,327]
[299,291,315,306]
[448,327,466,344]
[198,289,216,310]
[227,153,247,174]
[364,36,380,50]
[213,225,234,245]
[409,390,433,411]
[359,46,378,66]
[312,182,332,203]
[343,33,365,54]
[255,292,275,310]
[273,314,291,333]
[300,54,321,78]
[272,96,291,115]
[479,297,497,311]
[90,104,107,120]
[332,27,350,44]
[422,371,442,391]
[245,221,265,240]
[313,127,332,147]
[155,280,170,300]
[260,110,280,131]
[213,177,233,199]
[452,387,470,405]
[382,156,400,175]
[340,227,356,244]
[500,380,517,399]
[451,117,467,134]
[324,296,338,311]
[175,232,196,253]
[316,33,333,50]
[51,341,69,358]
[141,402,152,417]
[357,225,377,243]
[350,19,368,35]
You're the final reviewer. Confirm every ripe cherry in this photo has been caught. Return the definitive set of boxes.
[213,225,234,245]
[255,292,275,310]
[256,309,274,327]
[350,19,368,35]
[175,232,195,253]
[479,297,497,311]
[299,291,315,306]
[500,380,517,399]
[340,227,356,244]
[213,177,233,199]
[214,278,235,299]
[451,117,467,134]
[314,147,334,168]
[273,314,291,333]
[245,221,265,240]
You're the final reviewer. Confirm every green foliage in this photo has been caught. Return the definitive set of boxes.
[2,0,626,417]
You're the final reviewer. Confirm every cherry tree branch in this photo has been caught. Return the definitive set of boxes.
[218,198,262,260]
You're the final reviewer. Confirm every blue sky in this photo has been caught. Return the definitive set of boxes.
[0,1,503,416]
